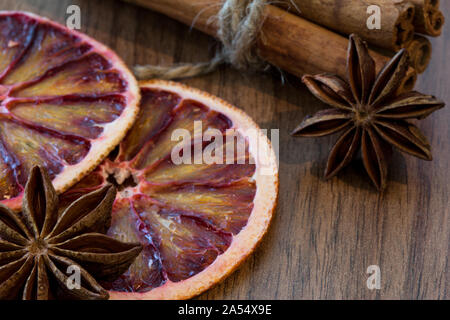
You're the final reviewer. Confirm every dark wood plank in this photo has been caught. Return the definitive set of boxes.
[0,0,447,299]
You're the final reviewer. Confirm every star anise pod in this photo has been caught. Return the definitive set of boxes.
[0,166,142,300]
[291,34,445,190]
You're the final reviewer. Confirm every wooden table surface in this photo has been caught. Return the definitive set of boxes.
[2,0,448,299]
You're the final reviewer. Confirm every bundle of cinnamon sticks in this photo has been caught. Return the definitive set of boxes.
[119,0,446,90]
[276,0,444,73]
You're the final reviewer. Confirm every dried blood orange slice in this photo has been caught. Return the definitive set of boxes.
[60,80,278,299]
[0,11,139,210]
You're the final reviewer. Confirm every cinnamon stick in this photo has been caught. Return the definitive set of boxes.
[405,35,432,73]
[120,0,417,92]
[276,0,415,51]
[409,0,445,36]
[399,67,418,95]
[372,33,432,74]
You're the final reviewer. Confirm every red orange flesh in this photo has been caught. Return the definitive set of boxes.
[61,80,279,299]
[0,11,139,210]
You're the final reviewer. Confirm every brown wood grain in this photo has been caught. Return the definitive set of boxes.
[1,0,448,299]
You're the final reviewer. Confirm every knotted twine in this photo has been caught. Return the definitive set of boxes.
[133,0,268,80]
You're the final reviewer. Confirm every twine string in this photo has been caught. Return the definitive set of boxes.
[133,0,268,80]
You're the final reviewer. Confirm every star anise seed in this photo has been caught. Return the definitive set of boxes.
[292,34,445,190]
[0,166,142,300]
